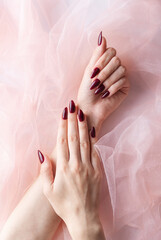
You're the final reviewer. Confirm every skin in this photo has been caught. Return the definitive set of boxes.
[77,36,129,132]
[41,108,105,240]
[0,35,129,240]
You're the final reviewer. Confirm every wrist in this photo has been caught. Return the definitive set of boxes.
[77,105,100,132]
[87,115,102,135]
[65,212,105,240]
[76,102,109,136]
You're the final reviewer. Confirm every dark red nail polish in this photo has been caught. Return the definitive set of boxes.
[91,67,100,79]
[38,150,44,164]
[98,31,102,46]
[62,107,68,119]
[94,84,105,95]
[101,90,110,98]
[90,79,101,90]
[91,127,96,138]
[69,100,75,113]
[78,109,84,122]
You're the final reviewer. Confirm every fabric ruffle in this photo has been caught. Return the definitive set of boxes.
[0,0,161,239]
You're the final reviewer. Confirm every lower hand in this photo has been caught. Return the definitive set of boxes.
[40,103,105,240]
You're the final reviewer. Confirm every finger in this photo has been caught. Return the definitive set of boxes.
[57,107,68,166]
[89,48,117,90]
[89,128,101,171]
[100,65,126,98]
[68,100,81,164]
[106,77,129,98]
[93,47,117,77]
[77,109,91,166]
[94,56,121,91]
[39,153,54,197]
[88,35,107,68]
[91,145,101,173]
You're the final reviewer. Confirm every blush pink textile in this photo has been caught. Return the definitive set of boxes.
[0,0,161,239]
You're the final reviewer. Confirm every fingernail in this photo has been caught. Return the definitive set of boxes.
[69,100,75,113]
[78,109,84,122]
[94,84,105,95]
[101,90,110,98]
[91,67,100,79]
[62,107,68,119]
[98,31,102,46]
[38,150,44,164]
[91,127,96,138]
[90,79,100,90]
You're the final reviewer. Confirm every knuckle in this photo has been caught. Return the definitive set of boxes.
[113,56,121,65]
[100,58,106,67]
[69,134,79,143]
[109,84,115,92]
[100,70,107,80]
[69,117,77,123]
[87,167,92,178]
[92,149,99,158]
[108,84,113,92]
[57,136,67,145]
[94,171,101,183]
[123,77,130,89]
[79,121,87,130]
[80,141,89,149]
[108,47,116,56]
[60,163,68,173]
[71,162,82,174]
[120,77,127,85]
[120,66,126,74]
[83,167,89,178]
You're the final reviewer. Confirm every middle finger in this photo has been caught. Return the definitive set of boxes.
[68,100,81,165]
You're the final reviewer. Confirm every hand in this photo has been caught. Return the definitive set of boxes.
[77,32,130,132]
[40,103,105,240]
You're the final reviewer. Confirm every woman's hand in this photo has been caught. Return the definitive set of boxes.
[40,103,105,240]
[77,32,130,133]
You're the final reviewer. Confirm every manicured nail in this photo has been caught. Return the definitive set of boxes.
[101,90,110,98]
[91,67,100,79]
[90,79,101,90]
[98,31,102,46]
[78,109,84,122]
[62,107,68,119]
[69,100,75,113]
[94,84,105,95]
[91,127,96,138]
[38,150,44,164]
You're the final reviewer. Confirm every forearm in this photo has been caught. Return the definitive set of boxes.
[0,176,61,240]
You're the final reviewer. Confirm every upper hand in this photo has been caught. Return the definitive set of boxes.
[77,33,130,132]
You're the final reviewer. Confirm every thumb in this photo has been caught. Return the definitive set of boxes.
[38,150,54,196]
[89,33,107,68]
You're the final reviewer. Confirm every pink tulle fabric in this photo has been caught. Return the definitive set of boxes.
[0,0,161,239]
